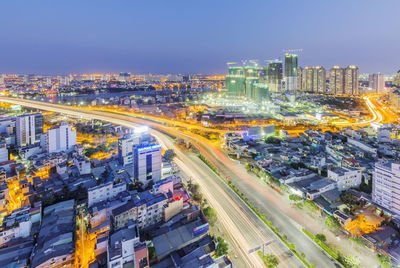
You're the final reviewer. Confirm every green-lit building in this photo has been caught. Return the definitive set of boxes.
[226,66,245,96]
[226,62,269,102]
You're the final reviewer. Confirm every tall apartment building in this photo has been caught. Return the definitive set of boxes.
[133,144,162,186]
[304,66,314,92]
[302,66,326,93]
[297,66,304,92]
[284,53,298,92]
[41,122,76,153]
[344,65,359,95]
[373,161,400,216]
[15,113,43,147]
[265,60,283,93]
[369,73,385,93]
[329,66,344,95]
[313,66,326,93]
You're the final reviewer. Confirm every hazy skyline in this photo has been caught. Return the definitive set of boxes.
[1,0,399,75]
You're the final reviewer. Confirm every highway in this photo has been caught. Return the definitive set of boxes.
[0,97,305,267]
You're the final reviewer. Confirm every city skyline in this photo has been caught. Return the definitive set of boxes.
[1,0,400,74]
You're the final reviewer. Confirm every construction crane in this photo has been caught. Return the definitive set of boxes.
[283,48,303,55]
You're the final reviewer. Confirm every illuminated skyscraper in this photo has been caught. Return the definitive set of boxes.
[265,60,282,93]
[369,73,385,93]
[329,66,344,95]
[226,62,268,101]
[344,65,359,95]
[226,65,245,96]
[304,66,314,92]
[284,54,298,92]
[297,66,304,92]
[313,66,326,93]
[244,65,261,99]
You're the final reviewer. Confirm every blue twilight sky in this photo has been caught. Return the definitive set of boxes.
[0,0,399,75]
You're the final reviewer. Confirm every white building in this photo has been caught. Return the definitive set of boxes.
[107,224,142,268]
[74,156,91,175]
[347,137,377,155]
[328,167,362,190]
[118,127,151,166]
[15,113,43,147]
[133,144,162,186]
[0,207,32,246]
[373,161,400,216]
[41,122,76,153]
[88,182,127,207]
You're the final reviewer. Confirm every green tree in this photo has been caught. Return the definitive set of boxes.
[324,215,341,230]
[289,194,302,202]
[215,237,229,257]
[163,149,176,161]
[258,252,279,268]
[203,206,217,226]
[376,254,392,268]
[315,234,326,243]
[341,254,360,268]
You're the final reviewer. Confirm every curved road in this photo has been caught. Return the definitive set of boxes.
[0,97,342,267]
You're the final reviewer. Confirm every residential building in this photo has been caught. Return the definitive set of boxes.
[0,143,8,162]
[88,182,127,207]
[41,122,76,153]
[373,161,400,216]
[369,73,385,93]
[313,66,326,93]
[112,192,167,229]
[107,223,149,268]
[15,113,43,147]
[31,200,75,268]
[304,66,314,92]
[74,156,91,175]
[329,66,344,95]
[328,167,362,190]
[0,207,32,245]
[284,53,298,92]
[265,60,283,93]
[344,65,359,95]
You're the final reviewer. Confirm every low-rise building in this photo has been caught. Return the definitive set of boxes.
[88,182,127,207]
[328,167,362,190]
[31,200,75,268]
[107,223,149,268]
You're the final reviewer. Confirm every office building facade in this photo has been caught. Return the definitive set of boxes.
[133,144,162,186]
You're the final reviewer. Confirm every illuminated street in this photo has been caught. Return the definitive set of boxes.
[0,96,340,267]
